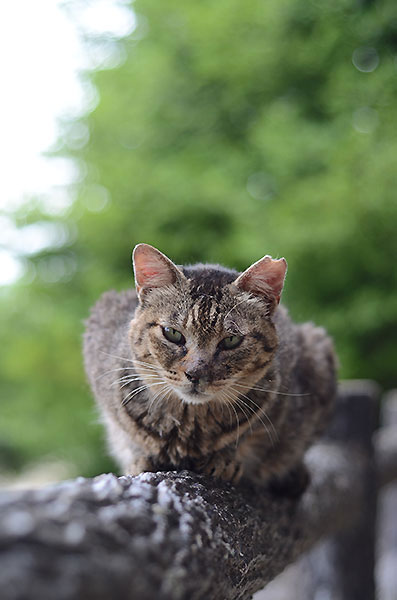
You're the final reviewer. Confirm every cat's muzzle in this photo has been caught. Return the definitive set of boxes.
[184,370,208,396]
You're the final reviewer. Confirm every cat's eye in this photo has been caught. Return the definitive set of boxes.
[162,326,186,345]
[219,335,243,350]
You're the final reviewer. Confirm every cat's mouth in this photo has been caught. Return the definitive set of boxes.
[160,372,219,405]
[173,386,213,405]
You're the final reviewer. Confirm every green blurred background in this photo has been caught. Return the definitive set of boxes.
[1,0,396,481]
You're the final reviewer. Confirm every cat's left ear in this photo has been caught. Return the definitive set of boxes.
[233,255,287,305]
[132,243,185,297]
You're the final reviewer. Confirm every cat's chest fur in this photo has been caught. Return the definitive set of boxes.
[122,388,231,463]
[119,373,273,463]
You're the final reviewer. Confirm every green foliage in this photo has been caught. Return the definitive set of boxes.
[1,0,396,476]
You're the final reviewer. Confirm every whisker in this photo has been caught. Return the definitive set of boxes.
[98,351,158,372]
[112,377,142,389]
[121,381,165,407]
[217,391,231,426]
[147,382,169,413]
[95,366,137,382]
[217,391,233,428]
[224,392,253,437]
[162,385,176,412]
[114,375,162,390]
[148,382,176,415]
[230,401,240,448]
[110,372,161,387]
[217,396,225,419]
[131,359,158,370]
[219,390,240,448]
[232,381,310,397]
[99,350,135,363]
[122,384,151,406]
[161,384,173,403]
[231,385,279,439]
[249,401,278,445]
[229,386,277,447]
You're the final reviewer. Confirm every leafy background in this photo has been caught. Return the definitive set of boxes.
[1,0,396,479]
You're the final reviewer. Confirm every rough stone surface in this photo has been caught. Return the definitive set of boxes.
[0,443,370,600]
[0,384,396,600]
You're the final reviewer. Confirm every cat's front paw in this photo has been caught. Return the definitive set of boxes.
[204,458,243,484]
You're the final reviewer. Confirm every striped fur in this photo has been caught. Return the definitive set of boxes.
[84,254,337,489]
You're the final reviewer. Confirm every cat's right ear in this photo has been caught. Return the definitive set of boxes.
[132,244,185,298]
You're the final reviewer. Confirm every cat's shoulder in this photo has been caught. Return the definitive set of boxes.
[275,304,336,370]
[274,304,333,345]
[273,303,295,331]
[85,288,138,331]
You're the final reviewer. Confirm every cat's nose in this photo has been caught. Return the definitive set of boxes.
[184,369,203,385]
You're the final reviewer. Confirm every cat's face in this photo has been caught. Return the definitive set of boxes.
[129,245,287,406]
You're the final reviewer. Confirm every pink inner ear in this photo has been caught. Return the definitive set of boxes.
[259,260,286,297]
[133,244,178,289]
[140,266,161,281]
[235,256,287,301]
[135,257,174,288]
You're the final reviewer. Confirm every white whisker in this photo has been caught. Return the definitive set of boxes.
[224,391,253,437]
[114,375,162,390]
[229,386,277,447]
[95,366,137,382]
[121,381,165,407]
[219,390,240,448]
[98,351,158,372]
[218,392,233,428]
[232,381,310,397]
[147,382,169,413]
[99,350,135,363]
[132,359,158,370]
[110,372,160,385]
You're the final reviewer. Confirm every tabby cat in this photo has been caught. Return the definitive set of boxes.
[84,244,336,492]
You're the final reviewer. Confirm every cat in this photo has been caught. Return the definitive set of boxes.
[83,243,337,494]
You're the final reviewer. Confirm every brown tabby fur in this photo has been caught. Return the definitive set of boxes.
[84,248,337,490]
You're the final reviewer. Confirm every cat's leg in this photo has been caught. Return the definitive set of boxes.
[123,455,157,476]
[238,427,310,496]
[240,446,309,497]
[200,449,243,484]
[103,414,154,475]
[266,461,310,498]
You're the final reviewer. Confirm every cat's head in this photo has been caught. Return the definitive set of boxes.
[129,244,287,405]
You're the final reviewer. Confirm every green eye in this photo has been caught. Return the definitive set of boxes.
[220,335,243,350]
[162,327,186,345]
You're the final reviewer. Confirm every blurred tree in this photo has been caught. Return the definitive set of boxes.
[1,0,396,476]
